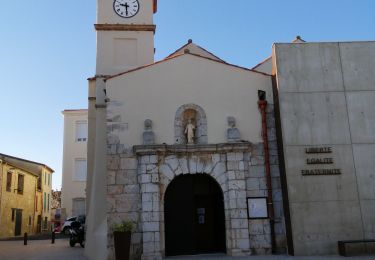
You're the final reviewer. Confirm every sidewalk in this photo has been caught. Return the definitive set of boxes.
[169,254,375,259]
[0,238,86,260]
[0,240,373,260]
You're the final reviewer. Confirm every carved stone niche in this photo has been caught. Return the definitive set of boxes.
[174,103,207,144]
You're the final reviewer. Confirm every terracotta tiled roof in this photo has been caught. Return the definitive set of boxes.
[87,75,110,81]
[0,153,54,174]
[105,52,271,81]
[105,53,184,80]
[165,39,226,63]
[63,109,88,112]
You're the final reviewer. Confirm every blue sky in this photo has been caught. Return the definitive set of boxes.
[0,0,374,190]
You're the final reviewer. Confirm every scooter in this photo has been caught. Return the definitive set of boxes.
[69,221,85,248]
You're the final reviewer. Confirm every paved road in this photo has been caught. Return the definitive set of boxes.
[0,238,86,260]
[0,239,373,260]
[169,254,375,260]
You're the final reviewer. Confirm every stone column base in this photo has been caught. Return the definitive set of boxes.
[228,249,252,256]
[141,253,163,260]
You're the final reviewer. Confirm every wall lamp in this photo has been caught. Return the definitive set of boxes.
[258,90,266,101]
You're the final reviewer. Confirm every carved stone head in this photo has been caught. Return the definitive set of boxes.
[144,119,153,130]
[227,116,236,128]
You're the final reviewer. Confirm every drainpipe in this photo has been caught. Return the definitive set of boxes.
[258,90,276,253]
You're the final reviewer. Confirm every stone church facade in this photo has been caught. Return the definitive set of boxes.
[105,110,284,259]
[84,0,375,259]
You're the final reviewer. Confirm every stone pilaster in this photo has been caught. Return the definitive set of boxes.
[225,152,251,256]
[139,155,162,260]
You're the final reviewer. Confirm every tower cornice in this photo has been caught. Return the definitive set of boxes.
[94,24,156,32]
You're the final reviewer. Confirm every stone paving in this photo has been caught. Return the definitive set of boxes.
[0,238,87,260]
[168,253,375,260]
[0,239,373,260]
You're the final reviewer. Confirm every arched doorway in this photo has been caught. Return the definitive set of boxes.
[164,174,226,256]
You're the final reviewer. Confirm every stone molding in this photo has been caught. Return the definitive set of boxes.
[95,104,107,108]
[134,142,252,156]
[94,24,156,32]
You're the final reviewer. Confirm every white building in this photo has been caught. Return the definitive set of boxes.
[84,0,375,259]
[61,109,88,217]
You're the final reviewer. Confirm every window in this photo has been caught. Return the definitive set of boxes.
[17,174,24,195]
[11,208,15,221]
[43,217,48,230]
[74,159,87,181]
[37,176,42,190]
[75,121,87,142]
[44,192,46,212]
[72,198,86,216]
[47,194,50,212]
[6,172,12,192]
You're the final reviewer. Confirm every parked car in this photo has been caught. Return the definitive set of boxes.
[62,215,85,235]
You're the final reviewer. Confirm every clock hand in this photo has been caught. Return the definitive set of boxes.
[124,2,129,15]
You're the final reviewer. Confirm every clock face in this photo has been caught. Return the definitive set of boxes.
[113,0,140,18]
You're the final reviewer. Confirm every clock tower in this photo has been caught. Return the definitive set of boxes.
[95,0,157,75]
[85,2,157,260]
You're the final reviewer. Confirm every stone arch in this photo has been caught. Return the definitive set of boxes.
[157,154,231,256]
[158,154,228,195]
[135,147,251,258]
[174,103,207,144]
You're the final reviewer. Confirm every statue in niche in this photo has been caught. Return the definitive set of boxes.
[142,119,155,145]
[184,118,196,144]
[227,116,240,142]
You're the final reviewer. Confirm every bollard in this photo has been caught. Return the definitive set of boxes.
[24,232,27,245]
[51,231,55,244]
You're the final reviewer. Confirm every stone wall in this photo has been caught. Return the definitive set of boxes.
[107,139,143,259]
[106,104,285,259]
[245,104,286,254]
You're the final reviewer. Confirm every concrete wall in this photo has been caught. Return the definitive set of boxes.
[274,41,375,255]
[106,53,273,147]
[61,110,87,217]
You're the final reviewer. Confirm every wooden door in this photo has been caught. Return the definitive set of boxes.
[14,209,22,236]
[165,174,226,256]
[37,215,42,233]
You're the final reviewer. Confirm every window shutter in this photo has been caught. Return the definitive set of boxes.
[76,121,88,142]
[6,172,12,192]
[17,175,24,194]
[74,159,87,181]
